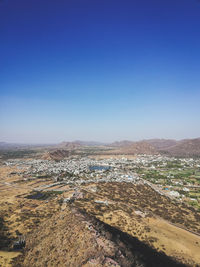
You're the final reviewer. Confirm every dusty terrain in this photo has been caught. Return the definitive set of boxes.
[0,165,60,266]
[0,158,200,266]
[73,182,200,266]
[14,207,186,267]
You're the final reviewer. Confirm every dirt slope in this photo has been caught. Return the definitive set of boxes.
[42,149,71,160]
[162,138,200,157]
[108,141,157,155]
[15,206,185,267]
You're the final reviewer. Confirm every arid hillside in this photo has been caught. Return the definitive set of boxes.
[145,139,178,150]
[42,149,71,160]
[15,207,186,267]
[161,138,200,157]
[73,182,200,266]
[0,159,200,266]
[107,138,200,157]
[109,141,158,155]
[59,141,82,150]
[109,140,135,147]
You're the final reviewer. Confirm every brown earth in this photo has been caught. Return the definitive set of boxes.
[103,138,200,157]
[0,165,60,266]
[14,206,186,267]
[161,138,200,157]
[59,141,82,150]
[145,139,178,149]
[107,141,157,155]
[73,182,200,266]
[109,138,200,157]
[42,149,71,160]
[1,165,200,266]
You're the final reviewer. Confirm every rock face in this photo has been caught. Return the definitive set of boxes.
[42,149,71,161]
[42,141,83,160]
[18,207,135,267]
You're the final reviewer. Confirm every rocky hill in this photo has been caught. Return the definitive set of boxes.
[59,141,82,150]
[42,149,71,160]
[74,140,107,146]
[108,138,200,157]
[122,141,157,155]
[15,206,185,267]
[41,138,200,159]
[161,138,200,158]
[42,142,83,160]
[108,141,157,155]
[145,139,178,150]
[109,140,135,147]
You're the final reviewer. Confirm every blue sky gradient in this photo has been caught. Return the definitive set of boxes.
[0,0,200,143]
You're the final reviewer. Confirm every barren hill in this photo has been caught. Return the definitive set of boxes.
[74,140,106,146]
[161,138,200,157]
[109,141,157,155]
[59,141,82,150]
[41,138,200,159]
[145,139,178,150]
[109,140,135,147]
[122,141,157,154]
[108,138,200,157]
[43,142,83,160]
[42,149,71,160]
[15,207,186,267]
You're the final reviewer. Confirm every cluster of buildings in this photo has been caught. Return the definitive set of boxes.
[4,154,200,206]
[5,157,140,185]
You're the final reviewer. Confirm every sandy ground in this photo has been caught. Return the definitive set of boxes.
[147,217,200,265]
[0,251,21,267]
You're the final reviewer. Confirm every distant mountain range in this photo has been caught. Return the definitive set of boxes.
[60,140,107,147]
[157,138,200,158]
[1,138,200,158]
[57,138,200,157]
[59,141,82,150]
[0,142,28,149]
[108,141,157,155]
[108,140,135,147]
[74,140,107,146]
[0,142,55,150]
[108,138,200,157]
[144,139,178,150]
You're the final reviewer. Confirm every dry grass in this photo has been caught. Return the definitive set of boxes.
[74,182,200,266]
[0,166,61,265]
[1,165,200,266]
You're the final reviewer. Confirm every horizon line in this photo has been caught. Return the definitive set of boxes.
[1,136,200,145]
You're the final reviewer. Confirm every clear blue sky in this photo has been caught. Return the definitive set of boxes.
[0,0,200,143]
